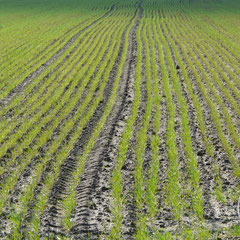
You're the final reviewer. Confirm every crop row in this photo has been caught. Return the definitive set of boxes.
[0,8,136,239]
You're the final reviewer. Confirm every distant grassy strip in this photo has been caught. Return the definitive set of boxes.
[191,8,240,58]
[202,6,240,40]
[0,8,117,101]
[175,10,240,83]
[180,8,240,71]
[199,15,239,43]
[0,18,96,97]
[191,14,240,58]
[0,11,115,87]
[0,17,70,60]
[0,20,85,79]
[173,12,240,112]
[0,26,59,69]
[172,7,240,97]
[0,7,109,61]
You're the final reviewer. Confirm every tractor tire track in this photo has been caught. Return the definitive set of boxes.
[38,18,131,240]
[60,2,143,239]
[0,21,115,229]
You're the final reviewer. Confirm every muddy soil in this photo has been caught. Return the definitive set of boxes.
[0,1,239,239]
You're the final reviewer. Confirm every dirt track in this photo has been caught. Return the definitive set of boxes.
[0,0,239,239]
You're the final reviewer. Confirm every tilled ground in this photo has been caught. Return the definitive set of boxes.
[0,0,239,239]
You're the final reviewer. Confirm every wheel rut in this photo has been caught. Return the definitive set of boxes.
[42,1,143,239]
[38,13,133,240]
[0,23,117,239]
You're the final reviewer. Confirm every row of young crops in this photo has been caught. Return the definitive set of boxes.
[0,0,239,239]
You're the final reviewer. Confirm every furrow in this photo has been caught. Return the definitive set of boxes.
[0,3,116,107]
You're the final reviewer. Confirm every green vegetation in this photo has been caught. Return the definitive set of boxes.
[0,0,239,239]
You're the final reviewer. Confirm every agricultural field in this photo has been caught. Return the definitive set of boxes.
[0,0,240,239]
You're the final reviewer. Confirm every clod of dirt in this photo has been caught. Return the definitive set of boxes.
[197,149,206,156]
